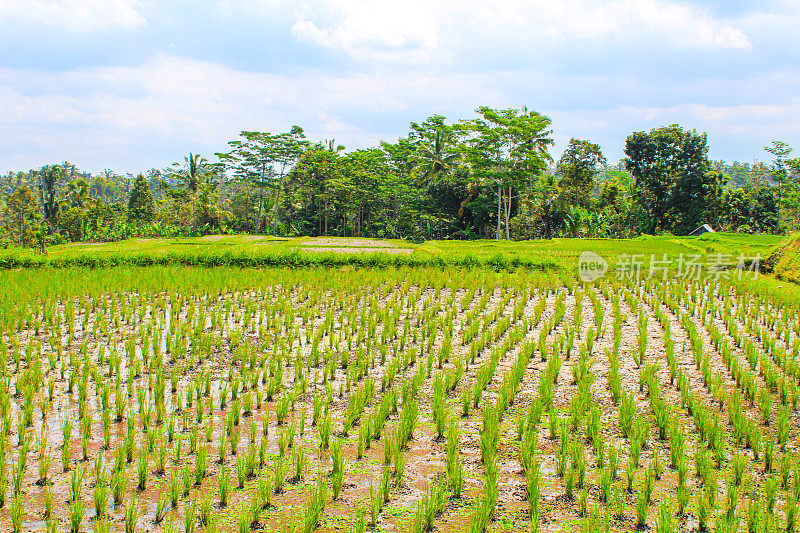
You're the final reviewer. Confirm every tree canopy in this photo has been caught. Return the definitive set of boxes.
[625,125,723,235]
[1,108,797,246]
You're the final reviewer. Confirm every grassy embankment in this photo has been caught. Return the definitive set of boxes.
[0,233,785,271]
[765,232,800,283]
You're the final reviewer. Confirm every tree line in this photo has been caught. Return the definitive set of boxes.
[2,106,799,248]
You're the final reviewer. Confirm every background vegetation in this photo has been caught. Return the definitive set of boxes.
[2,107,799,248]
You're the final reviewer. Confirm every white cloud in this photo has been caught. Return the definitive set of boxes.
[481,0,753,50]
[3,1,797,173]
[287,0,751,65]
[0,0,145,30]
[610,0,751,49]
[291,0,440,63]
[0,55,498,171]
[3,54,795,174]
[549,100,800,162]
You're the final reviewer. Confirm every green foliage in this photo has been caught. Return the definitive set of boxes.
[411,476,447,533]
[625,124,722,235]
[10,497,22,533]
[68,499,85,533]
[557,138,606,208]
[635,483,649,530]
[3,185,41,247]
[128,174,155,223]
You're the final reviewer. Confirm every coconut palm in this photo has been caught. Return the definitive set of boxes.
[62,178,90,209]
[172,153,216,231]
[517,105,555,167]
[173,153,214,194]
[411,127,462,188]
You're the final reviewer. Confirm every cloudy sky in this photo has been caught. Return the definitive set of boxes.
[1,0,798,174]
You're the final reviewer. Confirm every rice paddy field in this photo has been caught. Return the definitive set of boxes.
[2,234,800,533]
[0,232,785,271]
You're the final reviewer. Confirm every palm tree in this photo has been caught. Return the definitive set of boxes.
[37,162,74,232]
[174,153,213,193]
[518,106,555,166]
[172,153,215,231]
[63,178,90,208]
[411,127,462,188]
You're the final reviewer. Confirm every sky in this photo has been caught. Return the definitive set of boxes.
[1,0,798,175]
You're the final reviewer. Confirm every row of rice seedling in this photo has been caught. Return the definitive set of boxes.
[2,265,800,532]
[616,276,800,532]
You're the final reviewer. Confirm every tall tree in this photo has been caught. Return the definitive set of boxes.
[765,141,794,201]
[765,141,800,230]
[36,163,74,233]
[530,174,563,239]
[5,185,40,246]
[289,142,345,236]
[62,177,90,209]
[557,138,606,208]
[218,127,308,234]
[410,126,462,188]
[459,106,553,239]
[624,125,719,235]
[171,153,216,232]
[128,174,155,223]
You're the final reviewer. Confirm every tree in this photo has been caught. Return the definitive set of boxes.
[58,206,88,242]
[218,127,308,234]
[624,125,719,235]
[128,174,155,223]
[409,118,463,188]
[765,141,794,201]
[530,174,563,239]
[289,144,345,236]
[672,167,724,236]
[36,163,74,233]
[765,141,800,231]
[400,117,473,233]
[5,186,41,246]
[195,173,229,231]
[171,153,216,232]
[89,172,127,204]
[750,183,780,233]
[62,177,90,209]
[788,156,800,231]
[719,188,751,231]
[557,138,606,208]
[287,144,432,239]
[791,156,800,179]
[459,106,553,239]
[564,206,589,238]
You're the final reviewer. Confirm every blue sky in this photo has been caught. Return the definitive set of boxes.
[1,0,798,175]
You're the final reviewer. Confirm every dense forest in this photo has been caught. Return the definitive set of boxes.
[2,107,799,248]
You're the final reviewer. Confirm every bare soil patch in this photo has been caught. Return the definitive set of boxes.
[301,246,413,255]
